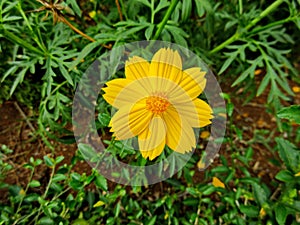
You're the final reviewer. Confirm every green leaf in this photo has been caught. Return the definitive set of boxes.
[66,0,82,17]
[55,156,65,164]
[43,156,54,167]
[275,137,300,172]
[154,0,170,14]
[38,217,54,225]
[275,205,288,225]
[52,174,67,182]
[277,105,300,124]
[10,67,28,96]
[239,205,259,217]
[252,183,267,206]
[181,0,192,21]
[275,170,294,182]
[50,182,63,192]
[78,143,98,161]
[29,180,41,188]
[257,74,270,96]
[136,0,151,8]
[24,193,39,202]
[195,0,212,17]
[145,24,155,40]
[218,51,239,75]
[165,25,188,47]
[183,198,199,206]
[69,41,101,71]
[202,186,216,195]
[146,215,157,225]
[95,173,108,191]
[58,63,74,86]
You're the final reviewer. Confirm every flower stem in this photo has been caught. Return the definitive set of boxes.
[209,0,285,54]
[152,0,179,40]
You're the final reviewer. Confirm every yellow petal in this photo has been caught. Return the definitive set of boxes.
[197,159,206,169]
[102,78,149,109]
[139,117,166,160]
[200,131,210,139]
[179,68,206,99]
[19,189,25,196]
[125,56,150,80]
[212,177,225,188]
[295,171,300,177]
[162,106,196,153]
[110,100,152,140]
[292,86,300,93]
[128,99,153,135]
[259,208,266,219]
[171,98,213,127]
[149,48,182,91]
[93,201,105,207]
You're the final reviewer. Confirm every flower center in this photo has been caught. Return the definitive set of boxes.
[146,96,170,114]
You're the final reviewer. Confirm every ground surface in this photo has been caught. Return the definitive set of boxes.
[1,75,299,203]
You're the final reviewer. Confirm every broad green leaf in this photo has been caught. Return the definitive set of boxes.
[78,143,98,161]
[183,198,199,206]
[29,180,41,188]
[24,193,39,202]
[277,105,300,124]
[275,170,294,182]
[55,156,64,164]
[181,0,192,21]
[38,216,54,225]
[252,183,267,206]
[52,174,67,182]
[275,137,300,172]
[275,205,288,225]
[98,113,111,127]
[95,174,108,191]
[239,205,259,217]
[146,215,157,225]
[43,156,54,167]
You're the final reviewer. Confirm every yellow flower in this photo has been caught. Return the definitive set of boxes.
[103,48,213,160]
[212,177,225,189]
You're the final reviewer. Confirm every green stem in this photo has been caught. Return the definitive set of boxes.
[151,0,155,24]
[238,0,243,15]
[2,29,45,56]
[16,2,47,53]
[249,15,297,36]
[13,167,36,225]
[33,163,56,225]
[152,0,179,40]
[209,0,285,54]
[245,0,284,30]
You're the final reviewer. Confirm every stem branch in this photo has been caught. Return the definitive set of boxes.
[153,0,179,40]
[209,0,285,54]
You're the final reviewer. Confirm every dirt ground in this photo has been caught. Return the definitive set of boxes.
[0,75,299,202]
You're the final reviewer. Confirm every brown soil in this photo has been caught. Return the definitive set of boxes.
[0,77,299,202]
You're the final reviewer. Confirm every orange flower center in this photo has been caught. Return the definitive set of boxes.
[146,96,170,114]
